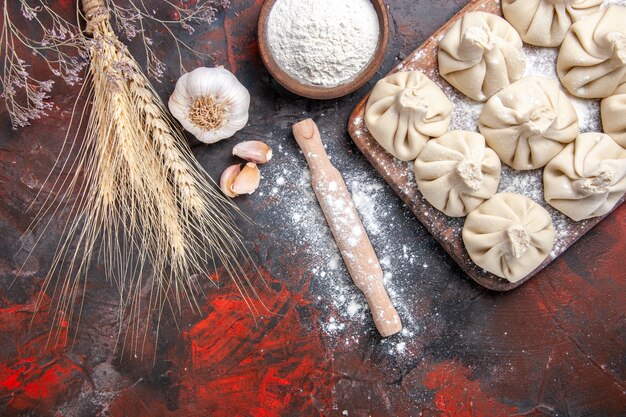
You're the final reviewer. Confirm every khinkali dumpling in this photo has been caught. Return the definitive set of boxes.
[544,132,626,221]
[438,12,525,102]
[365,71,453,161]
[414,131,501,217]
[601,83,626,147]
[557,6,626,99]
[502,0,603,47]
[462,193,555,283]
[478,77,579,170]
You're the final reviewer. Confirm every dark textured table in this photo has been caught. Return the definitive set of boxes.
[1,1,625,416]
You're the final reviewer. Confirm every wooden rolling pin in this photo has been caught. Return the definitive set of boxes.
[292,119,402,337]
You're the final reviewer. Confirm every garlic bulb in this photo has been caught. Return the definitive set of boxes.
[169,67,250,144]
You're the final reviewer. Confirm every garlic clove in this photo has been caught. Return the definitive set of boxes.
[220,164,242,198]
[233,141,273,164]
[232,162,261,195]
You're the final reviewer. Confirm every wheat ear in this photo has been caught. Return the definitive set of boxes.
[27,0,262,357]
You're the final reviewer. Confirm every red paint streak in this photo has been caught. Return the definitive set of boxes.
[424,361,519,417]
[0,362,23,390]
[0,294,84,414]
[175,268,332,416]
[103,267,331,417]
[1,356,85,412]
[0,295,68,357]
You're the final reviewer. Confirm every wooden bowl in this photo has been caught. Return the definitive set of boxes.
[257,0,390,100]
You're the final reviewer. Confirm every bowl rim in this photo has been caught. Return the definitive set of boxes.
[257,0,390,100]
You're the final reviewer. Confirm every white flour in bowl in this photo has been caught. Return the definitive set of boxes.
[266,0,380,87]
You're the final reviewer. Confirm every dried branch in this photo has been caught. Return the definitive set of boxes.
[1,0,229,128]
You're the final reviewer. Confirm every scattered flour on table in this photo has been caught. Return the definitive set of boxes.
[258,140,420,356]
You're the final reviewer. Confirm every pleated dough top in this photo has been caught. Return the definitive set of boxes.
[365,71,453,161]
[414,130,501,217]
[462,193,555,282]
[502,0,602,47]
[479,76,579,170]
[543,132,626,221]
[438,12,525,102]
[557,5,626,99]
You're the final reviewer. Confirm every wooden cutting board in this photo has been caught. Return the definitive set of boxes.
[348,0,624,291]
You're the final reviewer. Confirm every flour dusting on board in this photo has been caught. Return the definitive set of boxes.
[349,0,626,292]
[426,31,606,260]
[440,46,601,135]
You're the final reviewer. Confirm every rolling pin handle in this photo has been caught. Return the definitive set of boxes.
[292,119,330,167]
[363,280,403,337]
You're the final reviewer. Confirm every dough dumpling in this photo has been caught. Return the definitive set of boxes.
[414,131,501,217]
[438,12,525,102]
[557,6,626,99]
[502,0,602,47]
[365,71,453,161]
[544,132,626,221]
[462,193,555,283]
[479,77,579,170]
[601,83,626,147]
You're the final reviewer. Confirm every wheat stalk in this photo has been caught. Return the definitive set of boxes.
[26,0,262,357]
